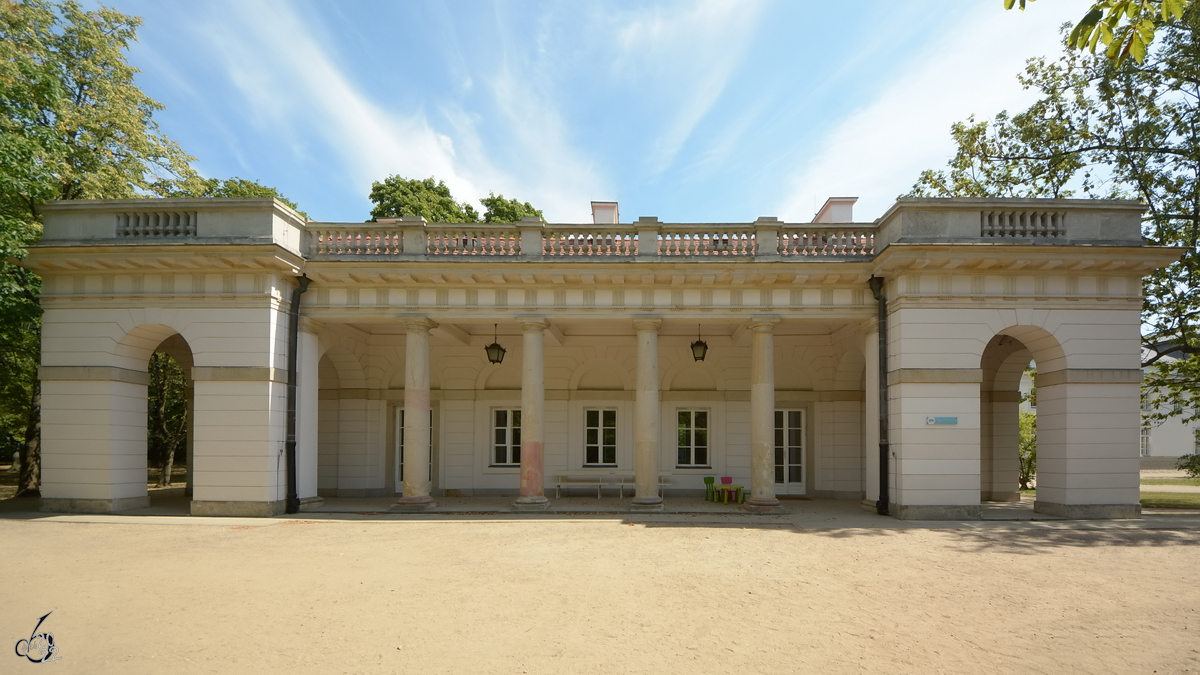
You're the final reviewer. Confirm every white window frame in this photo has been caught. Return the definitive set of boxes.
[491,408,522,467]
[774,408,806,490]
[583,407,618,467]
[1141,424,1152,457]
[675,408,711,468]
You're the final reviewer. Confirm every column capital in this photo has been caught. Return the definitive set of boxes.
[298,316,325,335]
[517,316,550,332]
[401,315,437,332]
[746,316,781,332]
[632,316,662,332]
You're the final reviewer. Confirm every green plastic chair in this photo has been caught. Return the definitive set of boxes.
[703,476,716,502]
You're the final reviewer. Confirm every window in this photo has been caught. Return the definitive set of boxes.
[1141,425,1152,457]
[775,410,805,484]
[676,410,710,467]
[584,408,617,466]
[492,409,521,466]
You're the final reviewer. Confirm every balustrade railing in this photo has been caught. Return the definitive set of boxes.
[305,222,879,259]
[544,227,637,256]
[980,210,1066,238]
[778,226,875,257]
[657,226,756,256]
[116,211,198,238]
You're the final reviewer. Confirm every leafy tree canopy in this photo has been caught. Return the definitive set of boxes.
[908,7,1200,420]
[1005,0,1190,65]
[160,177,306,218]
[368,175,542,223]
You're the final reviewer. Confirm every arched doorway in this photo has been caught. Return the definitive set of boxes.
[147,333,194,504]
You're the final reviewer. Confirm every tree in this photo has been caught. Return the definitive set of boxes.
[161,176,306,218]
[1,0,199,496]
[1005,0,1190,65]
[369,176,480,222]
[907,7,1200,422]
[480,192,542,223]
[147,351,186,487]
[1018,409,1038,490]
[368,175,542,223]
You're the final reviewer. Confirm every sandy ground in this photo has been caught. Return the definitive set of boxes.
[1,507,1198,675]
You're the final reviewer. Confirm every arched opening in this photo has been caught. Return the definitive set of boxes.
[979,326,1066,512]
[146,333,194,510]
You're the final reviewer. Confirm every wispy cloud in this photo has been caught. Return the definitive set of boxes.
[613,0,765,177]
[192,0,604,221]
[773,3,1080,222]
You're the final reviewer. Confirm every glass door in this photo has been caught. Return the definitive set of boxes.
[774,409,806,495]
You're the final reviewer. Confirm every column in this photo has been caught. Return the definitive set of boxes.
[515,318,549,508]
[746,316,781,510]
[296,325,320,503]
[396,316,436,507]
[632,318,663,507]
[863,330,879,504]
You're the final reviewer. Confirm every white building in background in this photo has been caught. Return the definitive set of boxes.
[22,197,1181,519]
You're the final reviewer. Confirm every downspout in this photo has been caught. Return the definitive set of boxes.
[868,276,890,516]
[285,275,311,515]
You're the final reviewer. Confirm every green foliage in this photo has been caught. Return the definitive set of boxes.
[1005,0,1190,65]
[480,192,542,223]
[911,9,1200,422]
[147,351,186,486]
[1,0,199,494]
[160,176,306,218]
[1178,453,1200,478]
[368,175,542,224]
[369,176,480,223]
[1018,409,1038,490]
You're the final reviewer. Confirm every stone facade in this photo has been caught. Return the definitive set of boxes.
[23,197,1181,518]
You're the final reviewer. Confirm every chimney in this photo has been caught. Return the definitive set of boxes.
[591,201,619,224]
[813,197,857,223]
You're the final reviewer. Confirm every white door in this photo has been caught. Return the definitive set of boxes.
[774,409,806,495]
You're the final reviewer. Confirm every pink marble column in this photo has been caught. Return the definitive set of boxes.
[396,316,436,507]
[515,317,549,509]
[746,316,781,510]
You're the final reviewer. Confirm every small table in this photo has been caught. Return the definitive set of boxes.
[713,484,744,504]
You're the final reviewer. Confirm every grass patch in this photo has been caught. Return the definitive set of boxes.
[1020,488,1037,495]
[1140,492,1200,509]
[1141,477,1200,487]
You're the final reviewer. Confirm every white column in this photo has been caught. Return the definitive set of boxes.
[747,316,781,509]
[297,327,320,502]
[515,317,549,507]
[632,318,663,506]
[863,330,880,503]
[397,316,436,506]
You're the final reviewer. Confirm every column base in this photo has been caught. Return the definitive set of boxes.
[391,496,436,512]
[513,495,550,511]
[629,500,664,512]
[191,499,285,517]
[1035,501,1141,520]
[41,496,150,514]
[742,499,785,514]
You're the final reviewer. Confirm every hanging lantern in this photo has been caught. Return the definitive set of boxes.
[484,323,506,364]
[690,323,708,362]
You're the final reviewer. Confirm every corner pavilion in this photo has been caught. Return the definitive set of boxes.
[22,197,1181,519]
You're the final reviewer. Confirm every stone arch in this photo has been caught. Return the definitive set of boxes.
[319,344,367,390]
[114,323,185,371]
[833,345,866,391]
[568,360,633,391]
[663,358,724,391]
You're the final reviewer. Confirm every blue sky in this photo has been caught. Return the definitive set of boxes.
[107,0,1081,224]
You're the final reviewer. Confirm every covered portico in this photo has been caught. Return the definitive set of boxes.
[24,197,1179,518]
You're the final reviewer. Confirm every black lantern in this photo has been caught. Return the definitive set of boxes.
[485,323,506,364]
[690,324,708,362]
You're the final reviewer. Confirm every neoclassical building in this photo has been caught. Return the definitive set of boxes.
[23,197,1180,518]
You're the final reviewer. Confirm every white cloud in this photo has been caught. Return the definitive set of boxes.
[613,0,765,177]
[773,3,1081,222]
[196,0,605,222]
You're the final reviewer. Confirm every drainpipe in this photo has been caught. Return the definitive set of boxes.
[868,276,890,516]
[285,275,311,515]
